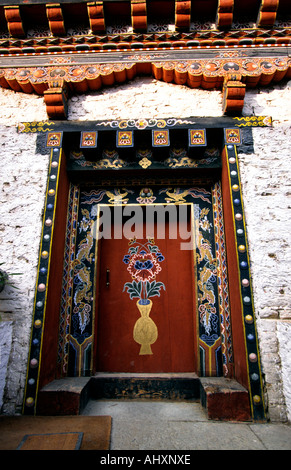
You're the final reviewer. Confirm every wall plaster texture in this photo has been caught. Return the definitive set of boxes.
[0,78,290,421]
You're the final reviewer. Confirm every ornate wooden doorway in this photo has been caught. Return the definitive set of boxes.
[96,206,197,373]
[21,118,267,420]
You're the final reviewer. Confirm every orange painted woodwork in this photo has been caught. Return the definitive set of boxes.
[174,69,188,85]
[217,12,233,27]
[39,151,70,388]
[224,99,245,114]
[95,217,197,373]
[259,72,276,86]
[100,71,115,86]
[131,0,147,31]
[257,11,277,26]
[221,148,249,389]
[163,68,174,83]
[257,0,279,26]
[46,4,66,35]
[219,0,234,9]
[87,1,105,33]
[44,84,68,119]
[216,0,234,28]
[223,78,246,114]
[260,0,279,11]
[175,0,191,29]
[89,18,106,32]
[4,6,25,37]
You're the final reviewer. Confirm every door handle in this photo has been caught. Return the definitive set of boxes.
[106,268,110,288]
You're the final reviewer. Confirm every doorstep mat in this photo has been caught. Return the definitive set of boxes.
[17,432,84,450]
[0,415,111,450]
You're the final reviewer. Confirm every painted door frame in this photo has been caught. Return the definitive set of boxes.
[21,118,267,420]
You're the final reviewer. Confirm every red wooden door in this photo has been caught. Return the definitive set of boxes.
[95,211,196,373]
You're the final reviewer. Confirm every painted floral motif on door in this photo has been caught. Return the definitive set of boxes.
[123,238,166,355]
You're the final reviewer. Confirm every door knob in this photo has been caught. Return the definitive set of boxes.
[106,268,110,287]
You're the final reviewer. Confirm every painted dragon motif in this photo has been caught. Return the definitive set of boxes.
[164,188,190,203]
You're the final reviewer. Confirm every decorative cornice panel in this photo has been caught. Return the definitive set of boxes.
[1,56,290,89]
[1,53,290,117]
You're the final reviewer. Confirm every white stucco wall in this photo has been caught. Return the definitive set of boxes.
[0,88,49,413]
[240,84,291,422]
[0,78,290,421]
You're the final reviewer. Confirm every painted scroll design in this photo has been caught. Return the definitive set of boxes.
[58,184,79,376]
[69,205,96,375]
[195,206,218,335]
[123,238,165,355]
[194,201,222,376]
[212,182,232,377]
[71,149,128,169]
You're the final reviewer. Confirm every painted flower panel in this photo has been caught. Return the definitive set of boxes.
[127,252,162,282]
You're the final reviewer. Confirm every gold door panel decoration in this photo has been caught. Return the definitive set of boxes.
[133,299,158,355]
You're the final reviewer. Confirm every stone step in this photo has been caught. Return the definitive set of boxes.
[199,377,251,421]
[90,372,201,400]
[37,377,91,416]
[37,375,252,421]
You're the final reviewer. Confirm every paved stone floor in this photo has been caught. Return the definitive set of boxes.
[81,399,291,450]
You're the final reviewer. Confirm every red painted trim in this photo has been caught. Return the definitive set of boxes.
[221,146,249,389]
[38,150,70,389]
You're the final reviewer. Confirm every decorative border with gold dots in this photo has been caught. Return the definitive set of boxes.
[22,146,62,415]
[225,141,266,421]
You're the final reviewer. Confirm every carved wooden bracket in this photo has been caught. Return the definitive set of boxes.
[216,0,234,29]
[43,80,69,119]
[223,75,246,115]
[87,1,106,33]
[46,3,66,36]
[175,0,191,31]
[131,0,147,32]
[4,6,25,38]
[257,0,279,28]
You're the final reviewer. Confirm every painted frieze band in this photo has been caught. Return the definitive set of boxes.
[1,55,290,118]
